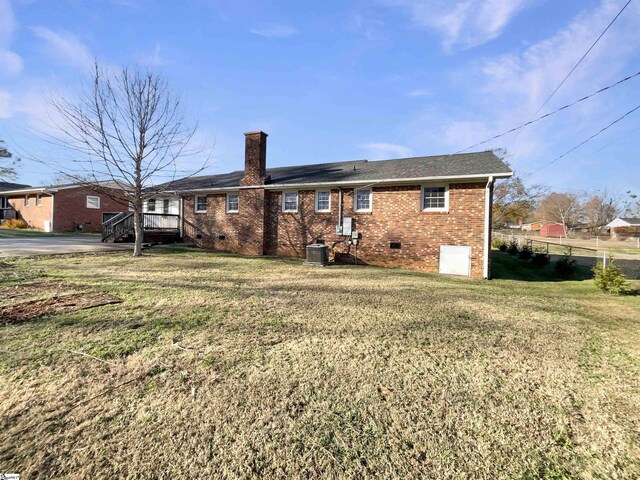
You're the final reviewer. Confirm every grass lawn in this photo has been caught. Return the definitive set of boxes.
[0,227,100,238]
[1,248,639,479]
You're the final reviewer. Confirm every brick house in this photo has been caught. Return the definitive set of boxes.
[161,131,512,278]
[1,181,31,220]
[1,182,130,232]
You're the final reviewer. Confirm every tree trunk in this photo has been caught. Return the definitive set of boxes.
[133,209,143,257]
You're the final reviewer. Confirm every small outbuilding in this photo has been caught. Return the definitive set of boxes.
[540,223,566,238]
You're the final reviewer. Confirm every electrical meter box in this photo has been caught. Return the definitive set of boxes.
[342,217,353,236]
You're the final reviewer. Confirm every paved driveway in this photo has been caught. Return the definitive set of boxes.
[0,234,134,257]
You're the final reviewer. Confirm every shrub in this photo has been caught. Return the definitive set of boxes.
[531,251,550,268]
[506,240,520,256]
[593,261,630,295]
[1,219,28,229]
[492,239,507,250]
[518,245,533,260]
[554,255,577,279]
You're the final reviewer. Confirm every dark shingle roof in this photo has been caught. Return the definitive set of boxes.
[0,181,31,192]
[620,217,640,225]
[162,151,511,192]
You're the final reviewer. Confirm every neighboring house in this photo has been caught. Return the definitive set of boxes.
[0,181,31,221]
[157,131,512,278]
[521,222,542,232]
[607,217,640,238]
[1,182,130,232]
[540,223,566,238]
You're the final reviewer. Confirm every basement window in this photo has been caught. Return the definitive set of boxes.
[218,235,226,240]
[390,242,402,249]
[195,195,207,213]
[421,184,449,212]
[283,191,298,212]
[226,193,239,213]
[86,195,101,209]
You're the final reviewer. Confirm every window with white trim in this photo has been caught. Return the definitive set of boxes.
[315,190,330,212]
[128,201,134,212]
[86,195,101,209]
[25,195,30,207]
[282,191,298,212]
[36,194,42,206]
[226,193,239,213]
[147,198,156,212]
[421,184,449,211]
[354,188,372,212]
[195,195,207,213]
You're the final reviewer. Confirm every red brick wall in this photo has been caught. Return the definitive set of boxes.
[7,193,54,230]
[8,187,129,232]
[183,182,489,278]
[52,187,129,232]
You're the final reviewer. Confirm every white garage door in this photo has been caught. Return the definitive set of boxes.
[439,245,471,276]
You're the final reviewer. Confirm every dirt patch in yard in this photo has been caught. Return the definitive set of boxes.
[0,281,122,324]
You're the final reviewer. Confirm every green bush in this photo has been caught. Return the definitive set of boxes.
[518,245,533,260]
[593,261,630,295]
[506,240,520,256]
[531,251,550,267]
[554,255,577,279]
[492,239,507,250]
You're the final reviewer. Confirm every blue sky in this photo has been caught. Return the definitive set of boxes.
[0,0,639,196]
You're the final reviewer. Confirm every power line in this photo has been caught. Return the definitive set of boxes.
[527,102,640,177]
[455,70,640,153]
[505,0,633,149]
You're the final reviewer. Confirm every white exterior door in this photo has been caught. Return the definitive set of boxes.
[439,245,472,277]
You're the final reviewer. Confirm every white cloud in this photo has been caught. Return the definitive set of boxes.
[137,43,166,67]
[0,91,12,118]
[249,24,297,38]
[386,0,532,51]
[406,0,640,185]
[360,142,413,159]
[0,0,23,76]
[407,88,430,97]
[31,26,94,70]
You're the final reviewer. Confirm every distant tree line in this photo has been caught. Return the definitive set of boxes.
[493,171,636,234]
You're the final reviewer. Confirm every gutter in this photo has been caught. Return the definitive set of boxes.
[483,175,494,279]
[165,172,513,195]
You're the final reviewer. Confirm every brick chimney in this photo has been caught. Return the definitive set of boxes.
[241,131,268,186]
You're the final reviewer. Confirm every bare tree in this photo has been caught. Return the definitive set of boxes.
[52,63,204,256]
[0,139,19,181]
[581,192,619,233]
[537,192,581,237]
[492,174,544,228]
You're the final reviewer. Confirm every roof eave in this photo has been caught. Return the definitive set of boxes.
[169,171,513,194]
[0,187,56,195]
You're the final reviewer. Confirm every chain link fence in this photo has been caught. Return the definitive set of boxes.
[494,232,640,279]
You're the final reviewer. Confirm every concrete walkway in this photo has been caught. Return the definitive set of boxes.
[0,234,134,257]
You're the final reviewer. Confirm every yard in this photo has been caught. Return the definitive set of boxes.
[1,249,639,479]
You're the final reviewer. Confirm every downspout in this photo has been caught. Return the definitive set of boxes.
[49,192,55,232]
[338,188,343,227]
[483,176,494,279]
[179,196,184,239]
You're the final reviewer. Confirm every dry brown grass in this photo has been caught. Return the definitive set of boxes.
[0,248,639,479]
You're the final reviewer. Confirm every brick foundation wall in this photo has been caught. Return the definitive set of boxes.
[8,187,129,232]
[183,182,489,278]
